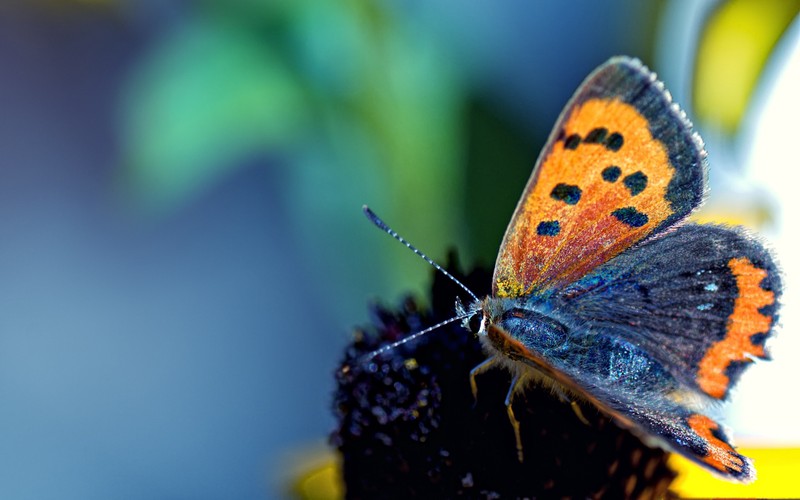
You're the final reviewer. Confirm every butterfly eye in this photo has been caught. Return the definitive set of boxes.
[467,313,482,334]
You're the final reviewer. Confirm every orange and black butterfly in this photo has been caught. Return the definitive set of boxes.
[365,56,781,483]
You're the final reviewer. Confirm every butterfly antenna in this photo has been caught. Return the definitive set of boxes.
[359,308,476,362]
[362,205,479,303]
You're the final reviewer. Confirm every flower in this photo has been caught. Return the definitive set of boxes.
[332,256,677,498]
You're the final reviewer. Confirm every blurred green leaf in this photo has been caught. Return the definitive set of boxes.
[120,0,469,311]
[122,18,309,211]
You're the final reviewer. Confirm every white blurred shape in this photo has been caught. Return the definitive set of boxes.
[730,17,800,445]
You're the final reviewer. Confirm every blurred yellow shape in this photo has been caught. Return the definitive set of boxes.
[689,201,773,229]
[290,460,343,500]
[291,447,800,498]
[283,445,344,500]
[670,447,800,498]
[694,0,800,132]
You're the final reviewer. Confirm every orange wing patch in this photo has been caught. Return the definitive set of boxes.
[697,257,775,398]
[494,98,676,297]
[687,414,748,475]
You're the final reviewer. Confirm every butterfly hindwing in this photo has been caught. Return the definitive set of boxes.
[598,388,756,482]
[493,57,706,298]
[555,223,781,401]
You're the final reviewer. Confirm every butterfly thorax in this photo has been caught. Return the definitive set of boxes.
[477,296,568,367]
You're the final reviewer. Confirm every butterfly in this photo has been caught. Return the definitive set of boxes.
[364,56,781,483]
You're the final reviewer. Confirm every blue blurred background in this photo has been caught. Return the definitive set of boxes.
[0,1,797,498]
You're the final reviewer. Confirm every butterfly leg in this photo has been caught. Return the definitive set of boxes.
[569,401,591,426]
[469,357,499,406]
[504,373,525,463]
[553,386,591,425]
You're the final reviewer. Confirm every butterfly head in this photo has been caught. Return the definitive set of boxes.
[456,296,487,336]
[467,296,570,363]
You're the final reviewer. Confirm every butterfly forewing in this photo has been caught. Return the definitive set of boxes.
[493,57,706,298]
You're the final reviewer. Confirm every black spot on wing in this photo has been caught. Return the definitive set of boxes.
[560,127,624,153]
[605,132,624,151]
[550,183,582,205]
[611,207,648,227]
[564,134,581,150]
[583,127,608,144]
[623,171,648,196]
[601,166,621,182]
[537,220,560,236]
